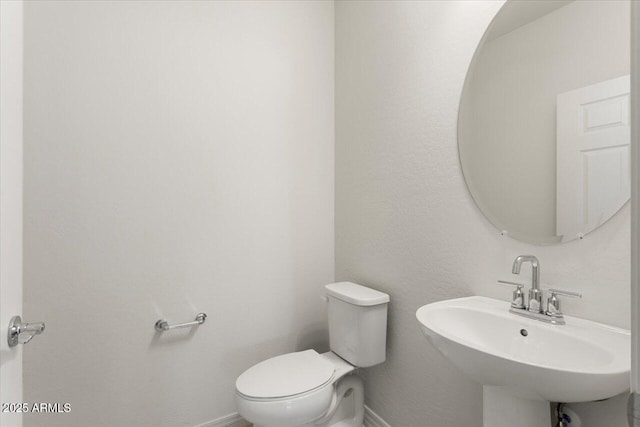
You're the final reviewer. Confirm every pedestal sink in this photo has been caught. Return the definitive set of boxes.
[416,296,630,427]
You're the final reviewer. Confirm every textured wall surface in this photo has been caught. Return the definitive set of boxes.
[23,2,334,426]
[335,1,630,426]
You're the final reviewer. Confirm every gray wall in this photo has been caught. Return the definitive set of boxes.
[336,1,630,426]
[23,2,334,426]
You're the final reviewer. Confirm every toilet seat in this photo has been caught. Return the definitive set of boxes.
[236,350,336,400]
[235,351,358,427]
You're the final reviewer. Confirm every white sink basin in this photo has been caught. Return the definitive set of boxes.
[416,296,630,403]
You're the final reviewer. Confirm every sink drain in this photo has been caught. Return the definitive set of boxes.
[520,329,528,337]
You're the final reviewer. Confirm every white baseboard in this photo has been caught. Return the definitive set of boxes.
[364,405,391,427]
[194,412,251,427]
[197,405,390,427]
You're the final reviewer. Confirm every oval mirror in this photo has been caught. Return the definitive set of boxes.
[459,0,630,244]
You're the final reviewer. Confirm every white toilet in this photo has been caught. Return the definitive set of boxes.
[235,282,390,427]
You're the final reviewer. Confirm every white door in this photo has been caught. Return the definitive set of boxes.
[556,75,630,242]
[0,2,24,427]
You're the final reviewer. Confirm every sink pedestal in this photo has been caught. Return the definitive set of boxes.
[483,386,551,427]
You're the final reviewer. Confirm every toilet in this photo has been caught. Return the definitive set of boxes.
[235,282,390,427]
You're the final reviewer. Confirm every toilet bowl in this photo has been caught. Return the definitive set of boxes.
[235,350,360,427]
[235,282,390,427]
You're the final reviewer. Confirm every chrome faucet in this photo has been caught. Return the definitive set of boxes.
[511,255,543,313]
[498,255,582,325]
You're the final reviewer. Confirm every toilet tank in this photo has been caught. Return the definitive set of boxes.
[325,282,390,368]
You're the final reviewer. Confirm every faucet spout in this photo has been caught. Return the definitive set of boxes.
[512,255,543,313]
[512,255,539,289]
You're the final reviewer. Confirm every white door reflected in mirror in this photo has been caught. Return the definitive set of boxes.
[556,75,630,242]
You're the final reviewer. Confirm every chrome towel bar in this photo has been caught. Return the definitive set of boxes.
[155,313,207,331]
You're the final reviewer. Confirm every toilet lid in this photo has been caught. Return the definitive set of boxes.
[236,350,335,399]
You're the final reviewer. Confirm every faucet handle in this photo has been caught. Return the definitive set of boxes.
[548,288,582,299]
[546,288,582,318]
[497,280,526,309]
[498,280,526,287]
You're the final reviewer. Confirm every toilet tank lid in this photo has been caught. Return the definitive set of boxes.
[325,282,390,306]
